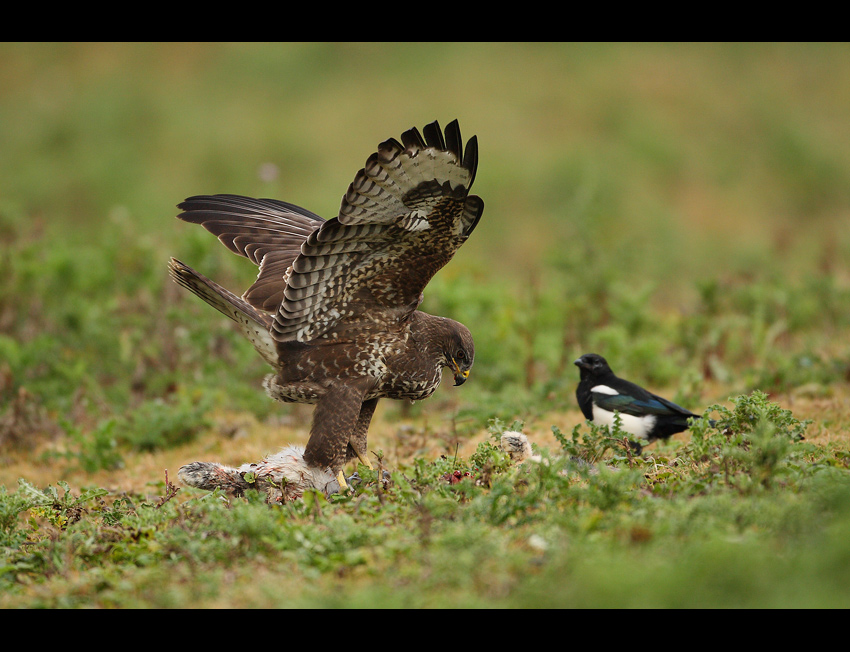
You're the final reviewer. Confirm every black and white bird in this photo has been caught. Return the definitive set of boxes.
[574,353,711,451]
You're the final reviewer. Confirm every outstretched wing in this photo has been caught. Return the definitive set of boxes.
[175,194,326,313]
[271,119,484,342]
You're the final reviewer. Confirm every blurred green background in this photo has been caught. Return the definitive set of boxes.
[1,42,849,445]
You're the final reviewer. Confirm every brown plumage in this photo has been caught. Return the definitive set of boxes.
[169,120,483,492]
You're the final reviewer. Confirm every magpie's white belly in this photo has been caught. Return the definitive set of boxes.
[591,404,656,440]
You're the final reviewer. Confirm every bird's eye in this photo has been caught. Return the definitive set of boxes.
[456,350,465,361]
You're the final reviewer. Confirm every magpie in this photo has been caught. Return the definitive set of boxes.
[574,353,712,451]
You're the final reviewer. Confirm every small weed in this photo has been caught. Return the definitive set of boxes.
[552,412,636,465]
[658,391,815,494]
[7,479,110,548]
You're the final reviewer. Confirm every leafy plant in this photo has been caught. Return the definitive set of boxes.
[683,390,812,491]
[55,417,124,473]
[552,412,638,466]
[117,391,212,452]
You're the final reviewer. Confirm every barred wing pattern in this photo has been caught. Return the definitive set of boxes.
[271,119,483,342]
[175,194,326,313]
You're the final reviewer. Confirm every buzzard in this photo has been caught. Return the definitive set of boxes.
[169,119,483,493]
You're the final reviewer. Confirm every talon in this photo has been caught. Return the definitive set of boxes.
[355,449,373,469]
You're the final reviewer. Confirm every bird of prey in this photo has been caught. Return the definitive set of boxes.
[169,119,483,492]
[574,353,712,451]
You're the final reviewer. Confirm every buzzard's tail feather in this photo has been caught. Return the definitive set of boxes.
[168,258,278,367]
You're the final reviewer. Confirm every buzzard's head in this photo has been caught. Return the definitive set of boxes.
[441,320,475,386]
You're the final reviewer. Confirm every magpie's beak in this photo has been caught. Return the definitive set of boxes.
[451,358,470,386]
[574,358,589,370]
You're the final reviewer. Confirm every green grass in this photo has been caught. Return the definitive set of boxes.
[1,42,850,608]
[2,392,849,608]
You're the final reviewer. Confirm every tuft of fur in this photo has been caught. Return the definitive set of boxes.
[178,444,340,503]
[499,431,542,463]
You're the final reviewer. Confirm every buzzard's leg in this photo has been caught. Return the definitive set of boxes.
[346,397,379,470]
[304,379,375,491]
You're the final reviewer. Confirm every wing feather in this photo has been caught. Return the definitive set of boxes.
[173,120,484,345]
[273,119,484,343]
[593,391,697,418]
[175,194,326,313]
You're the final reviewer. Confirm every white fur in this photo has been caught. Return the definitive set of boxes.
[178,444,339,502]
[500,431,542,463]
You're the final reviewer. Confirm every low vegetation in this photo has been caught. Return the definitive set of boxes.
[2,390,849,608]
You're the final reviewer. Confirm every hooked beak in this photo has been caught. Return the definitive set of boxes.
[451,358,470,386]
